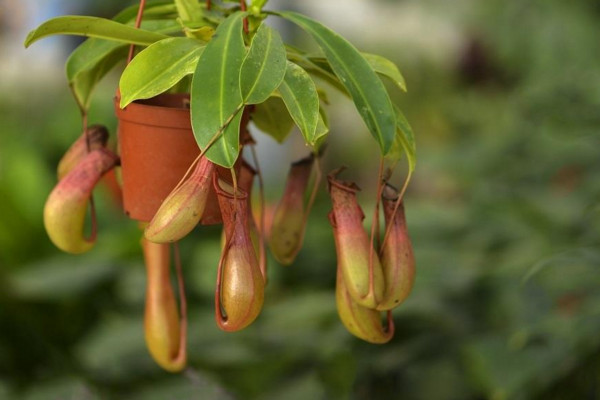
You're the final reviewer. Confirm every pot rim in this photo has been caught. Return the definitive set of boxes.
[114,94,192,130]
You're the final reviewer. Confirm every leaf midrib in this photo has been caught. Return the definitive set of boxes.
[243,29,273,101]
[284,12,393,151]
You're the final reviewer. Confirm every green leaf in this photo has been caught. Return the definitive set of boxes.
[24,16,169,48]
[286,50,347,94]
[316,107,330,142]
[119,38,205,108]
[65,20,182,112]
[251,96,295,143]
[175,0,204,23]
[311,109,330,151]
[307,53,407,93]
[69,46,128,111]
[66,40,124,85]
[278,62,320,146]
[275,11,396,153]
[66,20,181,84]
[362,53,407,92]
[113,1,178,23]
[391,106,416,171]
[191,12,246,168]
[240,24,286,104]
[385,134,403,165]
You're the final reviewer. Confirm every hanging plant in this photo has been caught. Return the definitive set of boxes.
[25,0,417,371]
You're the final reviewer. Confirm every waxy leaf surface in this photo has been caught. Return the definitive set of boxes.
[174,0,204,23]
[68,43,127,111]
[113,1,177,23]
[120,37,205,108]
[191,12,246,168]
[24,16,168,48]
[66,20,181,112]
[278,62,320,146]
[394,107,416,172]
[240,24,286,104]
[362,53,407,92]
[276,11,396,154]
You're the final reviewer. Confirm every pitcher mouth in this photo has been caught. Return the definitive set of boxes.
[327,167,361,194]
[381,182,399,201]
[213,175,249,200]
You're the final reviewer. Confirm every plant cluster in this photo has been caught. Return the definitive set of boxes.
[25,0,416,372]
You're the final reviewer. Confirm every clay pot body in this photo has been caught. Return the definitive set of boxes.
[115,94,198,222]
[115,94,237,223]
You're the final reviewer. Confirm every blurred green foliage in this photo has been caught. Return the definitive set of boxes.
[1,0,600,398]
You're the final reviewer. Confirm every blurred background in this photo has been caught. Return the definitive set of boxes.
[1,0,600,399]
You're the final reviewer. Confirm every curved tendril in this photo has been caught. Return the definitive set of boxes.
[172,241,187,366]
[302,154,322,240]
[380,168,412,256]
[249,144,267,280]
[81,105,98,245]
[368,158,385,303]
[172,153,202,193]
[215,237,231,328]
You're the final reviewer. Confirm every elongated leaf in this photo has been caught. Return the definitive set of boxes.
[70,46,128,111]
[191,12,246,168]
[391,106,416,171]
[175,0,204,23]
[66,20,182,111]
[66,20,181,83]
[311,108,330,151]
[240,24,286,104]
[251,96,295,143]
[66,40,124,84]
[275,11,396,153]
[286,51,347,94]
[24,16,168,48]
[308,53,407,93]
[315,107,330,142]
[278,62,320,146]
[113,1,178,23]
[362,53,407,92]
[120,38,205,107]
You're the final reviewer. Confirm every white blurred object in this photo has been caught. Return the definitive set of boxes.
[272,0,466,65]
[0,0,74,91]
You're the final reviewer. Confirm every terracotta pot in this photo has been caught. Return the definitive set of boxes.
[115,94,243,224]
[115,94,198,221]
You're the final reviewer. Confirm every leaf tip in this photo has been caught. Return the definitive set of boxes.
[23,31,36,48]
[119,97,131,109]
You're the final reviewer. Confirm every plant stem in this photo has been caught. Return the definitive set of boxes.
[127,0,147,64]
[379,168,412,257]
[240,1,249,34]
[81,108,99,246]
